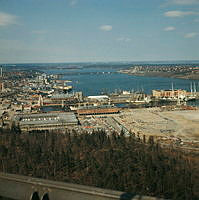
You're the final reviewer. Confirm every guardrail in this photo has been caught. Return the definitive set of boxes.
[0,172,164,200]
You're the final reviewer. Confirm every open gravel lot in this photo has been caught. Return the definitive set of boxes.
[115,108,199,142]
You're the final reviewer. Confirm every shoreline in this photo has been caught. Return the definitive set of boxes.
[119,70,199,80]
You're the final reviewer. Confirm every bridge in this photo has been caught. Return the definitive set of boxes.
[0,173,164,200]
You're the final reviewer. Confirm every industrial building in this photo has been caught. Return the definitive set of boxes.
[87,95,109,101]
[0,82,4,92]
[14,112,78,132]
[43,92,83,106]
[77,105,120,115]
[152,89,187,99]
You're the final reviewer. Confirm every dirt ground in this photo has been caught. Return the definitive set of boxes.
[115,108,199,143]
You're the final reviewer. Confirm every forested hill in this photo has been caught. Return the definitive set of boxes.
[0,129,198,199]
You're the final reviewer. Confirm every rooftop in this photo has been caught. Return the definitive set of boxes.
[51,93,74,99]
[15,112,78,126]
[78,105,116,110]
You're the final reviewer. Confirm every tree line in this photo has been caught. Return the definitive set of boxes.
[0,127,198,199]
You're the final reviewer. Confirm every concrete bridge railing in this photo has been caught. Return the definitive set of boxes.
[0,172,164,200]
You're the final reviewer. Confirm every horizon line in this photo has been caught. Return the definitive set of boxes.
[1,59,199,65]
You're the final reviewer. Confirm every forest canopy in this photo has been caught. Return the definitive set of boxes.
[0,128,198,200]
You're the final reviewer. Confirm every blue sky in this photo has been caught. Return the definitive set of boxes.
[0,0,199,63]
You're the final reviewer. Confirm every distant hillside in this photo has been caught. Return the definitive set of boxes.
[119,64,199,80]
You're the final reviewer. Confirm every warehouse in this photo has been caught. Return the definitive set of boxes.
[14,112,78,132]
[152,89,187,99]
[77,105,120,116]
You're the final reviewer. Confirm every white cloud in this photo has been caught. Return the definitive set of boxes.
[99,25,112,31]
[0,12,18,26]
[69,0,78,6]
[164,10,198,17]
[164,26,176,31]
[117,37,131,42]
[171,0,199,5]
[184,32,198,38]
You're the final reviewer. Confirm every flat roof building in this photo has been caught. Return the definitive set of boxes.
[152,89,187,99]
[87,95,109,100]
[77,105,120,116]
[14,112,78,132]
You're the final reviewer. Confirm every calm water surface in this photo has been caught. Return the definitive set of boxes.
[43,67,198,96]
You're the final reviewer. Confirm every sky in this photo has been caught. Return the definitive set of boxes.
[0,0,199,63]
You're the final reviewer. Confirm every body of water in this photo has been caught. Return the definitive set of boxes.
[43,66,198,96]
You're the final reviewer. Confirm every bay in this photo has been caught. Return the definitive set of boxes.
[43,66,198,96]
